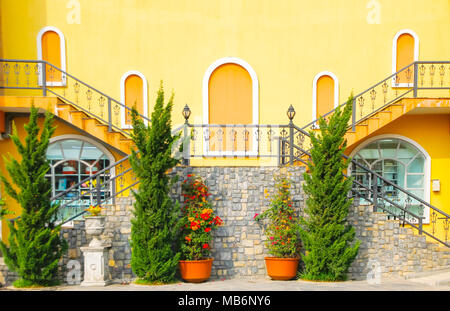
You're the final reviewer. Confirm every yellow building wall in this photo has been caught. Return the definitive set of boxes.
[346,113,450,242]
[0,115,124,243]
[0,1,450,241]
[1,0,449,128]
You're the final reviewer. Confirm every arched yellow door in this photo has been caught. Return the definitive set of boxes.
[41,31,62,83]
[316,75,335,119]
[124,74,144,126]
[208,63,253,152]
[396,33,415,84]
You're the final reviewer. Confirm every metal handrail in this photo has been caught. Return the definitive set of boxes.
[280,66,450,246]
[0,59,152,137]
[51,124,184,224]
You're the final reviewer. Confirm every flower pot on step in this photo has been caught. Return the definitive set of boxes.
[179,258,213,283]
[264,257,300,280]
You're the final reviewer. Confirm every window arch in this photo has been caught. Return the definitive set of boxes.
[37,26,67,86]
[46,135,115,223]
[202,57,259,155]
[350,135,430,223]
[312,71,339,121]
[392,29,419,87]
[120,71,148,129]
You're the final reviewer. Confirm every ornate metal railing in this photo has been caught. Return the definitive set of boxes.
[279,125,449,247]
[184,123,290,163]
[1,58,449,246]
[0,59,151,137]
[288,61,450,159]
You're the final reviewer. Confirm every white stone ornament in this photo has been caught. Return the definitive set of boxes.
[80,216,111,286]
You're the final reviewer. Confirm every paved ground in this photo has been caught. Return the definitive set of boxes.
[1,275,450,291]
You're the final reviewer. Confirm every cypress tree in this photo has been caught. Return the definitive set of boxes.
[299,96,360,281]
[129,82,182,284]
[0,104,68,287]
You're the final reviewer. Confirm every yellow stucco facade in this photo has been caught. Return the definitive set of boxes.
[0,0,449,245]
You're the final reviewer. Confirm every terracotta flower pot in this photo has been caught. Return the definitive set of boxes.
[264,257,300,280]
[179,258,213,283]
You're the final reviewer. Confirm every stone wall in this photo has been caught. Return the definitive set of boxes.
[348,205,450,280]
[1,165,449,286]
[66,165,305,284]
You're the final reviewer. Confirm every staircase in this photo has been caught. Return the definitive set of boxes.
[349,204,450,280]
[0,59,448,282]
[280,61,450,249]
[0,96,134,155]
[346,98,450,148]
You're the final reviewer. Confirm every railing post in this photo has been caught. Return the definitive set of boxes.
[372,173,378,212]
[289,122,294,165]
[42,61,47,96]
[96,174,101,207]
[107,97,112,132]
[413,62,418,98]
[183,123,190,166]
[351,97,356,132]
[182,104,191,166]
[418,217,423,235]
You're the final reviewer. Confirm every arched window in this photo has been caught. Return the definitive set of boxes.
[37,26,67,86]
[46,136,115,223]
[392,30,419,86]
[120,71,148,129]
[350,136,430,223]
[203,57,258,155]
[312,71,339,121]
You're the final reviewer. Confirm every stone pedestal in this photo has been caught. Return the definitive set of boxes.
[80,216,110,286]
[80,245,111,286]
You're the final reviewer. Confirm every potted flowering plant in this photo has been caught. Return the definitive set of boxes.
[84,204,106,247]
[179,174,223,283]
[254,174,301,280]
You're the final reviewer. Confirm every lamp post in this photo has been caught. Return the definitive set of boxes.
[287,105,296,165]
[182,104,191,165]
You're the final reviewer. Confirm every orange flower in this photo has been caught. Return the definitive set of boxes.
[190,221,199,231]
[185,236,191,242]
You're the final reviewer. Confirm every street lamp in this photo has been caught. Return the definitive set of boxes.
[287,105,296,122]
[182,104,191,123]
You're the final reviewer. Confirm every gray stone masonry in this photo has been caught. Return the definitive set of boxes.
[0,165,449,285]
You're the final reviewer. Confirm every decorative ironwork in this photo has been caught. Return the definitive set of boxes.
[405,67,412,83]
[13,63,20,86]
[98,96,105,118]
[439,65,445,87]
[86,89,92,112]
[358,96,365,117]
[382,81,388,104]
[419,64,425,86]
[429,64,435,86]
[370,89,376,110]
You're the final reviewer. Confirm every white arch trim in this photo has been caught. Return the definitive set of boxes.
[120,70,149,129]
[392,29,419,88]
[37,26,67,86]
[49,134,116,163]
[349,134,431,223]
[312,71,339,122]
[202,57,259,156]
[48,134,116,227]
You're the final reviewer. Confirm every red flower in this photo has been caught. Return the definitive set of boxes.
[204,227,211,233]
[202,243,209,249]
[187,174,192,177]
[190,221,199,231]
[201,212,210,220]
[253,213,259,219]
